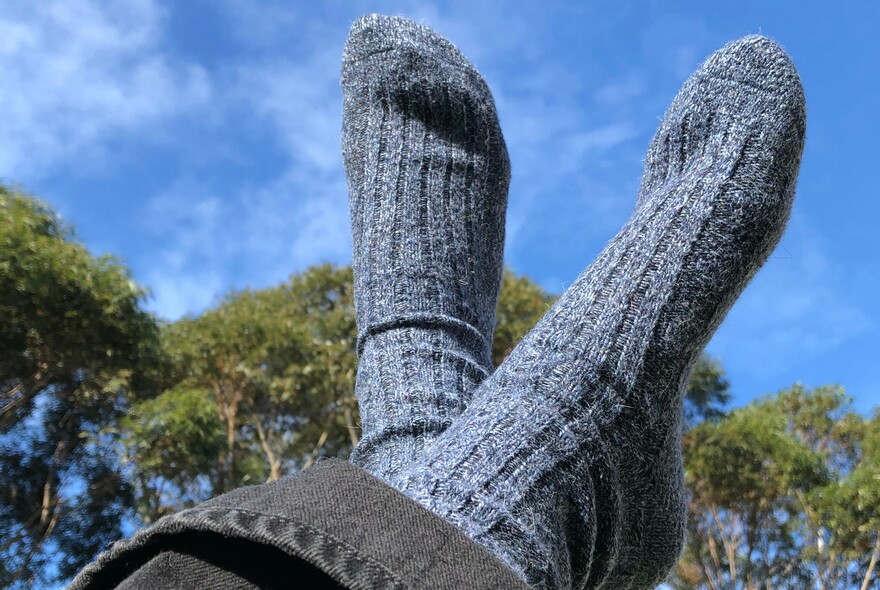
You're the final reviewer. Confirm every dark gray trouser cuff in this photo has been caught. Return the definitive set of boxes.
[68,459,531,590]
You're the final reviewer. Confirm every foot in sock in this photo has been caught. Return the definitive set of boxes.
[393,36,806,589]
[341,15,510,482]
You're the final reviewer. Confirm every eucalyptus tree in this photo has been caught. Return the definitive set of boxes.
[0,187,157,587]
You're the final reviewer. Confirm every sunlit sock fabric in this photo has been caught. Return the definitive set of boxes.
[388,35,806,590]
[342,15,510,482]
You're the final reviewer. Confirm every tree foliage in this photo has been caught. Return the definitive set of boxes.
[4,188,876,590]
[0,187,157,587]
[122,266,737,527]
[685,355,731,427]
[673,385,880,590]
[493,269,556,365]
[124,265,360,522]
[125,268,558,520]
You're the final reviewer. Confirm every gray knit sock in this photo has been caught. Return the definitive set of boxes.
[342,15,510,482]
[392,36,806,589]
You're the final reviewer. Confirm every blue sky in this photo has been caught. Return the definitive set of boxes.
[1,0,877,413]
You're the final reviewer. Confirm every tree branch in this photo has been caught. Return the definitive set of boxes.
[692,532,719,590]
[252,413,281,482]
[40,441,65,527]
[709,503,738,583]
[302,429,330,471]
[0,374,48,430]
[860,533,880,590]
[343,405,359,447]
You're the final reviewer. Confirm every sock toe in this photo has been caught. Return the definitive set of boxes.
[343,14,473,75]
[341,14,501,153]
[703,35,802,94]
[700,35,805,159]
[640,35,805,198]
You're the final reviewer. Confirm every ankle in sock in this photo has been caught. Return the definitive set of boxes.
[342,15,510,482]
[393,36,806,590]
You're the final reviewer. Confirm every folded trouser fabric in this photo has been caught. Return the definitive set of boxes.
[67,459,531,590]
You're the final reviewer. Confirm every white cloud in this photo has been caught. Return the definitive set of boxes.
[288,188,351,268]
[233,51,342,173]
[141,174,352,320]
[567,123,638,157]
[140,182,228,319]
[495,74,643,273]
[146,271,225,321]
[239,170,351,281]
[595,74,646,105]
[226,33,351,282]
[135,21,352,320]
[0,0,210,178]
[39,0,351,320]
[8,1,770,331]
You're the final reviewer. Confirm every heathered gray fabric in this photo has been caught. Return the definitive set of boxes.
[342,15,510,481]
[388,36,807,590]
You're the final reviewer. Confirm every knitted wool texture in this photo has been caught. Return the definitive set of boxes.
[342,15,510,481]
[390,35,806,590]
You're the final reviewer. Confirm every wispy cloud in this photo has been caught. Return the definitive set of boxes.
[136,5,352,319]
[1,0,657,319]
[141,181,229,318]
[1,1,868,411]
[595,74,646,105]
[494,77,644,275]
[239,169,351,281]
[140,166,351,320]
[232,49,343,173]
[0,0,210,179]
[566,123,638,158]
